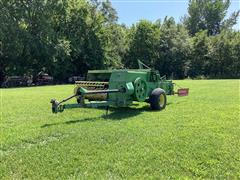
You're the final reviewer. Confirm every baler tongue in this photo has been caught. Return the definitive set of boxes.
[50,93,79,113]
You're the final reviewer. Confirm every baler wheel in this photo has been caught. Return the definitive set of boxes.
[149,88,166,110]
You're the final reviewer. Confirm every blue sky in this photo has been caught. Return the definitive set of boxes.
[110,0,240,30]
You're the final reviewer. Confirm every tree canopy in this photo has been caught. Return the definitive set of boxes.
[0,0,239,84]
[184,0,239,35]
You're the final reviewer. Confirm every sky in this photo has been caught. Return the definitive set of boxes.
[109,0,240,30]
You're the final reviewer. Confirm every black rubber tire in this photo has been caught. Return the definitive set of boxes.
[149,88,167,110]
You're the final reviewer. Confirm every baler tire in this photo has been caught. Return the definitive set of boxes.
[149,88,167,110]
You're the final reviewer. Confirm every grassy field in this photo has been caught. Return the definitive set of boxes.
[0,80,239,179]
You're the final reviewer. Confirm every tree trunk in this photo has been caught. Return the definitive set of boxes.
[0,58,6,85]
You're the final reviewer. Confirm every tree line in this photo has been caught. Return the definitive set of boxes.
[0,0,239,84]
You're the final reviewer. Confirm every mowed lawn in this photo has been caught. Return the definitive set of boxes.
[0,80,239,179]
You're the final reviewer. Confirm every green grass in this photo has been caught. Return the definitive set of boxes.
[0,80,239,179]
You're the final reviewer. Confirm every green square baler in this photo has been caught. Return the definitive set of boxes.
[51,62,188,113]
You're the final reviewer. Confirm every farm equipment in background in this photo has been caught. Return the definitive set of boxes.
[33,72,53,86]
[51,61,189,113]
[1,71,54,88]
[1,76,32,88]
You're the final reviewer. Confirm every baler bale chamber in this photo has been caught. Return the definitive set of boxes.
[51,61,188,113]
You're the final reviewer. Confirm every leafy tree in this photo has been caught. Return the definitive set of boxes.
[188,30,210,77]
[99,0,118,24]
[125,20,160,68]
[207,31,240,78]
[184,0,239,35]
[0,0,65,81]
[96,0,127,68]
[188,30,240,79]
[155,17,191,79]
[60,0,105,77]
[125,17,191,79]
[0,0,126,83]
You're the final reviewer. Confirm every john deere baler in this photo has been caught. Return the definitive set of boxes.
[51,61,188,113]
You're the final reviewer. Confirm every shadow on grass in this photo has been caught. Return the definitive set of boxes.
[102,106,146,120]
[41,117,99,128]
[41,103,169,128]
